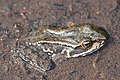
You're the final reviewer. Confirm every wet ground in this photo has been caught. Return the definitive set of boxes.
[0,0,120,80]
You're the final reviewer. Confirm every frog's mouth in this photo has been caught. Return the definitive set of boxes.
[70,40,105,57]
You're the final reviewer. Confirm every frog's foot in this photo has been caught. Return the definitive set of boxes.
[51,53,68,64]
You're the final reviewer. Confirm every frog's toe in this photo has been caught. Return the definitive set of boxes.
[51,54,68,64]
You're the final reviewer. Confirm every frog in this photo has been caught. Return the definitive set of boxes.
[12,23,109,73]
[28,23,109,58]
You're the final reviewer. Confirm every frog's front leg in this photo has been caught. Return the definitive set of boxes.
[50,48,73,63]
[60,47,74,58]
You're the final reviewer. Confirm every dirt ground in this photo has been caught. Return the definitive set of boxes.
[0,0,120,80]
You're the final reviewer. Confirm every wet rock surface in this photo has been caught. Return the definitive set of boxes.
[0,0,120,80]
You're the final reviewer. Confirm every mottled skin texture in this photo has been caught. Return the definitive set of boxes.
[28,23,109,58]
[12,44,53,73]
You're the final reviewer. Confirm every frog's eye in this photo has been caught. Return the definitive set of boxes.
[81,39,92,49]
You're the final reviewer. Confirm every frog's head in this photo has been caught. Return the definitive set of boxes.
[71,24,109,57]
